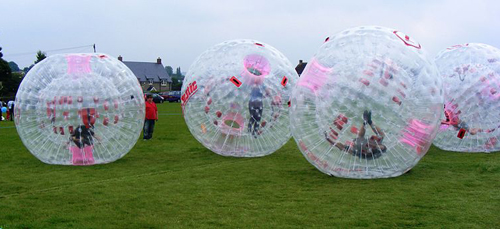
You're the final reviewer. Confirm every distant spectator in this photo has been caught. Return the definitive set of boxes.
[0,100,4,121]
[7,100,14,121]
[144,94,158,140]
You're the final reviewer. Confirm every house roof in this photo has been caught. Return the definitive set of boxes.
[295,61,307,76]
[122,61,172,83]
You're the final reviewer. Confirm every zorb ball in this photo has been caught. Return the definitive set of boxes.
[15,53,145,165]
[182,39,298,157]
[434,43,500,152]
[290,26,443,179]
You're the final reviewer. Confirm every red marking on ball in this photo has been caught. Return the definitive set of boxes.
[229,76,242,87]
[457,128,466,139]
[359,78,370,86]
[281,76,288,87]
[392,96,402,105]
[393,30,421,49]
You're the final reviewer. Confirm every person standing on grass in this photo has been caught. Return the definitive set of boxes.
[0,100,5,122]
[144,94,158,140]
[7,99,14,121]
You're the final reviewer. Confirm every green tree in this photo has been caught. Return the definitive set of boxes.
[23,50,46,74]
[172,78,179,86]
[165,66,173,76]
[172,79,182,91]
[175,67,181,76]
[0,60,10,91]
[10,71,23,92]
[0,46,14,96]
[8,61,20,72]
[23,66,32,74]
[34,50,47,64]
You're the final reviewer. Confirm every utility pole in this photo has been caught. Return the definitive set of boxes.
[93,44,96,53]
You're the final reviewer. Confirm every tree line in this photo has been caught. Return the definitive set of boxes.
[165,66,184,91]
[0,47,46,98]
[0,44,186,98]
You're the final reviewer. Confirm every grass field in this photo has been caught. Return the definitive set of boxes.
[0,103,499,228]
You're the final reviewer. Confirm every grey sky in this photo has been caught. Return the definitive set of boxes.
[2,0,499,70]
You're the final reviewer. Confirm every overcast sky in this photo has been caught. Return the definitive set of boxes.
[2,0,499,71]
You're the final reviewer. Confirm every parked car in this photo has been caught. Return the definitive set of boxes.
[159,91,181,103]
[167,91,181,102]
[144,93,164,103]
[158,92,169,100]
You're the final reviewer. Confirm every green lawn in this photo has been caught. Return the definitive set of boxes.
[0,103,499,228]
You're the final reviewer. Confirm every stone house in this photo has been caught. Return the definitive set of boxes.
[118,56,172,92]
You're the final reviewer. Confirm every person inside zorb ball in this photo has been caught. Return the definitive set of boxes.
[434,43,500,152]
[290,26,443,179]
[182,39,298,157]
[15,53,145,165]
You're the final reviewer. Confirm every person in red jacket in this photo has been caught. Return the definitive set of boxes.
[144,95,158,140]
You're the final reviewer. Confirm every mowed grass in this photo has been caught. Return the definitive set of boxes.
[0,103,499,228]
